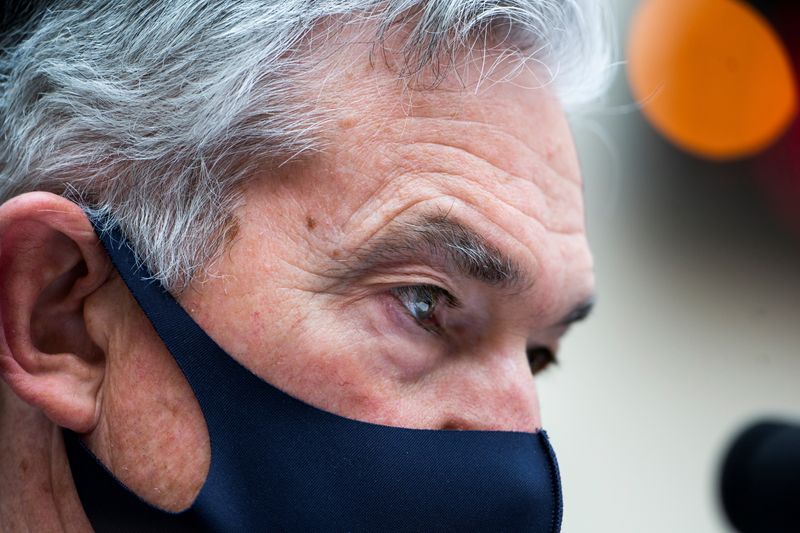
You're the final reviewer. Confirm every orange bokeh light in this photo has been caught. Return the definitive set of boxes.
[627,0,797,160]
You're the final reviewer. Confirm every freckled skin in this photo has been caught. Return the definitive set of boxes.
[0,48,594,528]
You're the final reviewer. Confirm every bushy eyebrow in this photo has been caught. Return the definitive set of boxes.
[327,212,595,327]
[332,213,530,290]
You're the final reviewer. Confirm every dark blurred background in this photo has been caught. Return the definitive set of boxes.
[540,0,800,531]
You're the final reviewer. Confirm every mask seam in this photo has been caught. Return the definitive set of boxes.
[541,431,563,533]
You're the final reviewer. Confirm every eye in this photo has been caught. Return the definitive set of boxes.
[390,284,456,333]
[526,347,557,375]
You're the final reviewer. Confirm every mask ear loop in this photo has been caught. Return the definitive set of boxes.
[88,215,245,411]
[88,214,240,500]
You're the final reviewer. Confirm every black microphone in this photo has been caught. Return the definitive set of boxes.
[720,420,800,533]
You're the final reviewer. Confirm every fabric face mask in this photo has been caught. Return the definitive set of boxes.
[63,219,564,532]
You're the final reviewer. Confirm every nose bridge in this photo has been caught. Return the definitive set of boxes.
[438,339,541,432]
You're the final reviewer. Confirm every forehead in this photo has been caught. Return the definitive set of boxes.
[316,53,580,175]
[249,48,593,315]
[303,51,586,240]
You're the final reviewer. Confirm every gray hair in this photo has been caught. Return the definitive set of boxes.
[0,1,612,292]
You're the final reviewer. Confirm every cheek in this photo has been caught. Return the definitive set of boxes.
[221,308,392,421]
[225,296,427,422]
[278,294,444,394]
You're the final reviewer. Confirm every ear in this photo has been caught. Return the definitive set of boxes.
[0,192,112,432]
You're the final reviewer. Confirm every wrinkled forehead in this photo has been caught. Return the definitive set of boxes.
[256,46,588,266]
[274,35,583,230]
[302,47,584,221]
[297,16,580,176]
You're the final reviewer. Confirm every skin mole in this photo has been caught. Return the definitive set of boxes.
[306,216,317,230]
[337,116,358,129]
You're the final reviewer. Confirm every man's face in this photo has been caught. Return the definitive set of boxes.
[169,62,595,433]
[0,48,596,514]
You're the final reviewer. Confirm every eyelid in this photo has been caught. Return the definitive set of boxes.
[396,284,458,307]
[357,266,459,294]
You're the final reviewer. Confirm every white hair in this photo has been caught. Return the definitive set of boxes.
[0,1,612,291]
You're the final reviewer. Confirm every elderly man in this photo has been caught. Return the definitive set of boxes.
[0,1,609,531]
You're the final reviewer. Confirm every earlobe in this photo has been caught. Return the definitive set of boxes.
[0,192,112,432]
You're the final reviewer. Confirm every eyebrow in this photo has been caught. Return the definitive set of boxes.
[339,214,530,290]
[329,213,594,326]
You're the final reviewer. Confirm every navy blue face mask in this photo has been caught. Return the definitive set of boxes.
[63,219,563,532]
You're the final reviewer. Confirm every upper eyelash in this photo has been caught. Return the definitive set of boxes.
[392,284,459,309]
[526,346,558,374]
